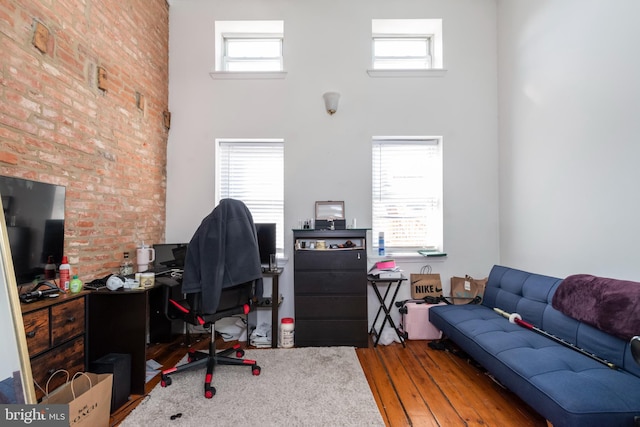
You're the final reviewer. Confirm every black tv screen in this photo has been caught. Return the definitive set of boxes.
[255,223,276,265]
[0,175,66,285]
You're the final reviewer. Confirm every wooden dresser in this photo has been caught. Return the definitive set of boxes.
[21,291,88,401]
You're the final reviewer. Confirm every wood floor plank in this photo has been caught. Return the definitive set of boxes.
[413,340,546,427]
[357,346,410,426]
[448,352,546,427]
[400,342,467,427]
[377,344,440,427]
[407,341,488,426]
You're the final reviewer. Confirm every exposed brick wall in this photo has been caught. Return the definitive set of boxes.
[0,0,169,280]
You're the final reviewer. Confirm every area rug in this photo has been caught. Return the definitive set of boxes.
[121,347,384,427]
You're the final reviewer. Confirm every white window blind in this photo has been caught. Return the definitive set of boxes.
[218,140,284,251]
[372,138,443,250]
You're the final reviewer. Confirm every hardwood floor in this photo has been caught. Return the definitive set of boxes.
[109,335,547,427]
[357,339,547,427]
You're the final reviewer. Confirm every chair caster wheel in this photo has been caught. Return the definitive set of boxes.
[236,349,245,358]
[161,375,172,387]
[204,385,216,399]
[252,365,261,376]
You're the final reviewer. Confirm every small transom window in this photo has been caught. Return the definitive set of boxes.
[215,21,284,72]
[223,35,283,72]
[373,36,432,70]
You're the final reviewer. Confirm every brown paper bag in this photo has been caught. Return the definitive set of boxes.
[410,273,443,299]
[450,275,487,305]
[42,371,113,427]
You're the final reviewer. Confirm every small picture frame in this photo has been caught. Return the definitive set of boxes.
[315,201,345,220]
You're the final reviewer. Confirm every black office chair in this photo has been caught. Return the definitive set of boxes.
[159,198,264,398]
[159,281,261,398]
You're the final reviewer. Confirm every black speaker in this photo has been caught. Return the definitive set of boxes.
[90,353,131,413]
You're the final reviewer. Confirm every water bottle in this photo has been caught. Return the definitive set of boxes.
[378,232,385,256]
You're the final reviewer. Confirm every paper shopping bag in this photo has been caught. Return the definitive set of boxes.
[410,273,443,299]
[42,371,113,427]
[450,275,487,305]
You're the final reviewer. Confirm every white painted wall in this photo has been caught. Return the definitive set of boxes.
[497,0,640,280]
[166,0,499,326]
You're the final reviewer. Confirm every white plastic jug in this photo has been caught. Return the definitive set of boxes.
[136,243,155,272]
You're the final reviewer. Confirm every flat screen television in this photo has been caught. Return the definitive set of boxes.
[0,175,66,286]
[255,223,276,266]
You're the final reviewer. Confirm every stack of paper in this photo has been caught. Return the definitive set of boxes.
[368,259,403,278]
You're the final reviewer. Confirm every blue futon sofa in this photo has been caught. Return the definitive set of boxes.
[429,265,640,427]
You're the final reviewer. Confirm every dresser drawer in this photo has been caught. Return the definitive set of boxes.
[31,337,85,401]
[295,295,367,320]
[23,309,50,356]
[294,271,367,295]
[295,249,366,271]
[51,297,85,345]
[295,319,368,347]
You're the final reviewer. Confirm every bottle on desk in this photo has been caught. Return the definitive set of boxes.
[120,252,134,276]
[70,275,83,293]
[59,256,71,291]
[44,255,56,280]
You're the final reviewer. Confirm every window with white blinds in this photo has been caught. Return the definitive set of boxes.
[217,140,284,251]
[372,138,443,251]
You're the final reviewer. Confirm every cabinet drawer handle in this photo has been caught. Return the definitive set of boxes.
[26,330,37,338]
[67,316,76,323]
[357,253,361,260]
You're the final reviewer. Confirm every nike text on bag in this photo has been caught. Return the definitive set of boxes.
[410,273,443,300]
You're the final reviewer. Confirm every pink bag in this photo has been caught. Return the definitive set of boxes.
[398,300,445,340]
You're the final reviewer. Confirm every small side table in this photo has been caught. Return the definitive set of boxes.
[261,268,283,348]
[368,275,407,347]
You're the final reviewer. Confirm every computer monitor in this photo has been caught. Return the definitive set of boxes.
[152,243,188,272]
[255,223,276,266]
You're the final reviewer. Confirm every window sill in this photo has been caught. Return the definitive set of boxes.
[209,71,288,80]
[368,251,447,261]
[366,69,447,78]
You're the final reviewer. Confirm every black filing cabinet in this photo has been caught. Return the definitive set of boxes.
[293,229,368,347]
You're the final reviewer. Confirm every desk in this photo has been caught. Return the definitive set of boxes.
[259,268,282,348]
[87,280,182,394]
[368,275,407,347]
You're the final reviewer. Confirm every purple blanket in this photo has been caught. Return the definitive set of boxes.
[552,274,640,340]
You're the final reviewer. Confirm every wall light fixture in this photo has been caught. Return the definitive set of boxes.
[323,92,340,115]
